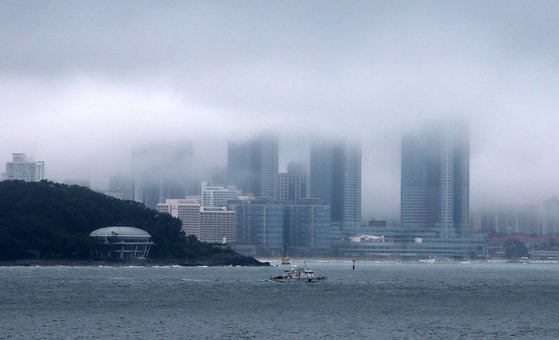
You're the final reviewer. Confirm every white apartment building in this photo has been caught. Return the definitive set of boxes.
[4,153,45,182]
[201,182,241,207]
[200,207,235,243]
[157,199,201,237]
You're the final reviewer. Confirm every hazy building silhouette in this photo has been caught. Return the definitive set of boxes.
[133,143,194,209]
[310,142,361,232]
[227,134,278,199]
[278,162,308,203]
[278,172,288,202]
[401,122,469,236]
[200,182,241,207]
[105,173,134,201]
[3,153,45,182]
[479,205,540,234]
[287,162,308,202]
[542,198,559,235]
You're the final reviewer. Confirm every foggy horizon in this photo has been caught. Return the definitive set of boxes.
[2,1,559,219]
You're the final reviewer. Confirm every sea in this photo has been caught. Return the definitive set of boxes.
[2,261,559,339]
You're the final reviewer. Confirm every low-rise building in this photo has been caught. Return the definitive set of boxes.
[89,226,152,260]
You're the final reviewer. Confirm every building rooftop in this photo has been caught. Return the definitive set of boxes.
[89,226,151,238]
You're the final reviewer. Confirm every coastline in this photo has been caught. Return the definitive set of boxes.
[0,258,271,267]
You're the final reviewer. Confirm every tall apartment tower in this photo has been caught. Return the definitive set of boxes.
[227,134,278,199]
[401,122,470,236]
[542,198,559,235]
[278,162,309,203]
[3,153,45,182]
[133,143,194,209]
[310,142,361,232]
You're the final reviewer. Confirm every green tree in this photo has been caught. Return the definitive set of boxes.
[504,239,529,259]
[0,181,257,263]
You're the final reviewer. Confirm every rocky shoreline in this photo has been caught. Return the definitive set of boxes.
[0,257,271,267]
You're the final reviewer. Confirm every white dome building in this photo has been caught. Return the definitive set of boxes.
[89,226,153,260]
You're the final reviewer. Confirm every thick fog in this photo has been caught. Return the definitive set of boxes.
[1,1,559,220]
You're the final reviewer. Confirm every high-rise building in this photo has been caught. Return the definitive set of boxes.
[401,122,469,236]
[157,199,201,237]
[200,207,236,243]
[133,143,194,209]
[310,142,361,232]
[278,173,288,202]
[542,198,559,235]
[105,173,134,201]
[3,153,45,182]
[278,162,309,203]
[227,134,278,199]
[284,199,332,249]
[287,162,308,202]
[342,146,361,230]
[230,198,284,250]
[201,182,241,207]
[481,205,540,234]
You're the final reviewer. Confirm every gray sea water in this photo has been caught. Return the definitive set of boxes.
[1,262,559,339]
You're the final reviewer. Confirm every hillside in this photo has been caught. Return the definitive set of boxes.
[0,180,265,265]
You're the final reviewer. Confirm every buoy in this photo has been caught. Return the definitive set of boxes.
[352,258,356,270]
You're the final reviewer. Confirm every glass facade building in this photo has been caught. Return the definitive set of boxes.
[230,199,284,250]
[310,142,361,233]
[227,135,278,199]
[284,200,331,249]
[401,122,470,237]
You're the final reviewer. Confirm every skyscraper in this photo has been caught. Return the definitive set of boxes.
[401,122,470,236]
[542,198,559,235]
[227,134,278,199]
[278,173,288,202]
[310,142,361,232]
[278,162,309,203]
[133,143,194,209]
[3,153,45,182]
[287,162,308,203]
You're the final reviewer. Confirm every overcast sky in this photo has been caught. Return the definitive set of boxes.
[1,0,559,219]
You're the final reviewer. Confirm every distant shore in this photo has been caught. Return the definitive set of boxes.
[0,258,271,267]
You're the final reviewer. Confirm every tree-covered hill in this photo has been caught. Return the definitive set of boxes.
[0,181,262,265]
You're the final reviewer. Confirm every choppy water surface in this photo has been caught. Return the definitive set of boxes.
[2,262,559,339]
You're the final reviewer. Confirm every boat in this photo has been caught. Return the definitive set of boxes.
[418,258,437,264]
[270,266,326,283]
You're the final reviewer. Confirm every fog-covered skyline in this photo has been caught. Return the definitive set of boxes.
[2,1,559,219]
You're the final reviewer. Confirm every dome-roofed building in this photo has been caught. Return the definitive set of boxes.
[89,226,153,260]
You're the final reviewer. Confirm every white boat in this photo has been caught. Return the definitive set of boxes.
[270,267,326,283]
[418,258,437,264]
